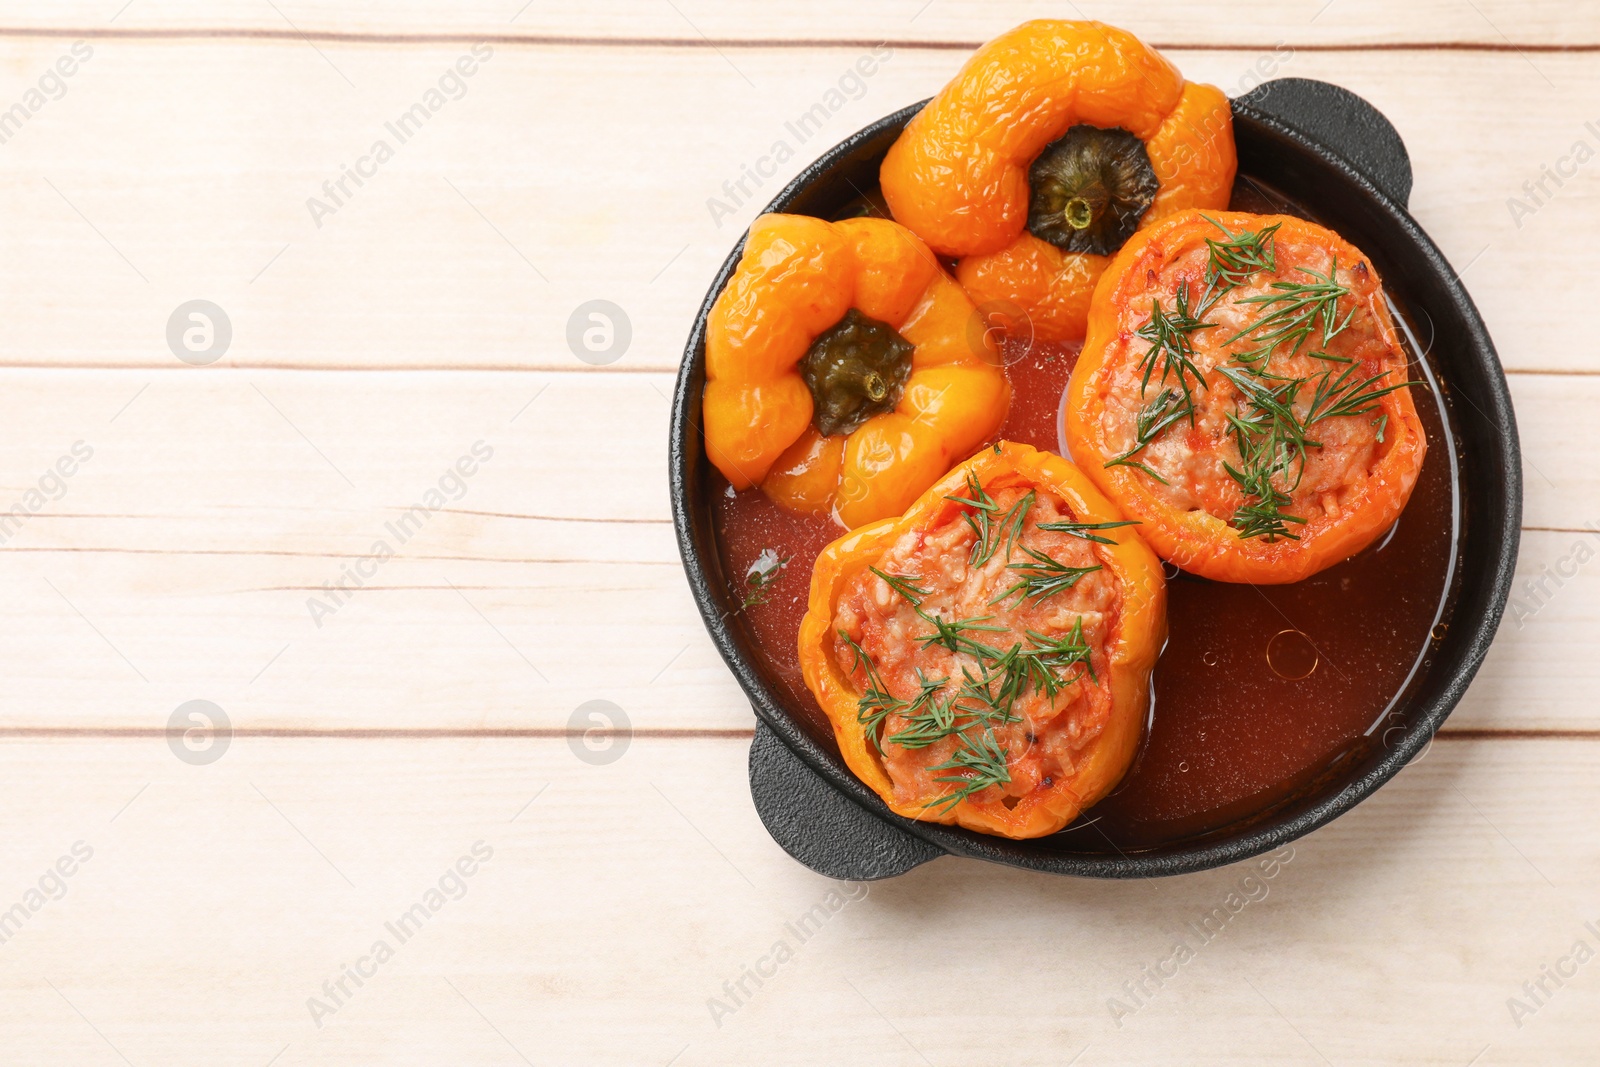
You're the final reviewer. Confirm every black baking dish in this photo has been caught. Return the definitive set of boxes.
[669,78,1521,880]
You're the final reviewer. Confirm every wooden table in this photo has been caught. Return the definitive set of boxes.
[0,3,1593,1063]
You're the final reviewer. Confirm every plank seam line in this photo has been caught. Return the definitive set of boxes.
[0,29,1594,52]
[0,364,1583,378]
[0,727,1588,740]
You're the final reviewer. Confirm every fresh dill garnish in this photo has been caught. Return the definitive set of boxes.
[880,671,951,750]
[1098,230,1411,543]
[1224,258,1354,368]
[842,575,1104,809]
[923,727,1012,813]
[839,630,903,754]
[1198,216,1280,310]
[741,548,789,608]
[1214,365,1312,541]
[1228,493,1306,542]
[1036,518,1140,544]
[1019,619,1097,696]
[869,567,931,606]
[1103,288,1212,477]
[1305,361,1411,424]
[848,471,1123,811]
[1212,353,1414,542]
[996,489,1036,564]
[947,472,1003,567]
[926,622,1096,810]
[1134,288,1211,408]
[1103,455,1170,484]
[948,475,1035,570]
[944,471,998,513]
[1104,387,1191,473]
[949,659,1022,724]
[990,546,1103,606]
[915,610,1007,658]
[885,698,957,750]
[886,706,959,751]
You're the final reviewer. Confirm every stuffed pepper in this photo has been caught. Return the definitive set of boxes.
[1064,208,1427,584]
[703,213,1011,529]
[880,20,1236,343]
[799,442,1165,839]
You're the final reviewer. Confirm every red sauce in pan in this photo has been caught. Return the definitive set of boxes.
[710,177,1460,851]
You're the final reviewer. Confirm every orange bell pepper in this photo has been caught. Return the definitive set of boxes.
[880,20,1236,342]
[703,213,1011,529]
[799,442,1165,839]
[1064,208,1427,584]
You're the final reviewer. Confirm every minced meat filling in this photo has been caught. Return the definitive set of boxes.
[831,484,1122,811]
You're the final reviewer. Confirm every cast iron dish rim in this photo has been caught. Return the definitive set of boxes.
[670,94,1521,877]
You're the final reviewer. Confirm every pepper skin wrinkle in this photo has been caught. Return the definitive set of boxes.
[799,442,1166,839]
[882,20,1236,342]
[704,213,1011,529]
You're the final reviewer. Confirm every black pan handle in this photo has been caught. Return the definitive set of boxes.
[1235,77,1413,207]
[748,720,943,880]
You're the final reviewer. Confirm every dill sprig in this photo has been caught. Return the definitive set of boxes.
[1036,518,1140,544]
[865,609,1102,811]
[1214,356,1412,541]
[1104,387,1190,471]
[841,630,951,756]
[1305,361,1411,423]
[1214,366,1312,541]
[1094,226,1411,543]
[879,672,951,751]
[994,490,1035,565]
[947,475,1037,570]
[1017,619,1097,699]
[990,546,1103,606]
[1134,287,1211,409]
[923,728,1012,813]
[839,630,903,753]
[1102,288,1212,479]
[915,610,1007,659]
[950,660,1023,724]
[1103,454,1170,484]
[741,548,789,608]
[1224,258,1355,368]
[869,567,931,606]
[885,696,958,751]
[947,473,1002,568]
[1198,216,1281,310]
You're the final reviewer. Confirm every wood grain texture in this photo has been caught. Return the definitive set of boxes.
[0,369,1582,732]
[0,7,1590,1064]
[0,736,1595,1066]
[0,42,1589,373]
[0,0,1597,47]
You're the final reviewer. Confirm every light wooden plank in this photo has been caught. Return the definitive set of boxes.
[10,532,1589,733]
[0,368,1576,538]
[0,368,1577,732]
[0,0,1593,47]
[0,735,1592,1064]
[0,41,1587,374]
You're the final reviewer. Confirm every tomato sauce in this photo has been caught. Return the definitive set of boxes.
[709,175,1460,851]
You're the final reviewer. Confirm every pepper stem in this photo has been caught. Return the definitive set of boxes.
[798,308,915,437]
[1026,125,1160,257]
